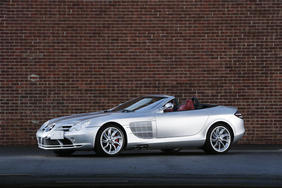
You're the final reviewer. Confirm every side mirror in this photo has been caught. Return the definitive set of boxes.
[162,103,174,111]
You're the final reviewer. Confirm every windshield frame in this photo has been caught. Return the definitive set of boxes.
[108,96,170,113]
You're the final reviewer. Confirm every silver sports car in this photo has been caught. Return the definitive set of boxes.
[36,95,245,156]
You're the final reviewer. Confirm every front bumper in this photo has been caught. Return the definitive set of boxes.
[36,127,100,150]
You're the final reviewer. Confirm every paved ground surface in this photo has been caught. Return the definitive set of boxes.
[0,145,282,187]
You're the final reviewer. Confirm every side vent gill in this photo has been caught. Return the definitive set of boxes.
[129,121,153,139]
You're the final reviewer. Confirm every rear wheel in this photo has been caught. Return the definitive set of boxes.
[95,125,125,156]
[53,149,75,156]
[203,124,232,154]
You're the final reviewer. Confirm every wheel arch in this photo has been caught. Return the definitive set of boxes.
[95,121,128,149]
[206,121,234,142]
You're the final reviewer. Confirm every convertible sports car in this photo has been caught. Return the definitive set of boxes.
[36,95,245,156]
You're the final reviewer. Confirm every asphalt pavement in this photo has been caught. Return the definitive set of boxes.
[0,145,282,187]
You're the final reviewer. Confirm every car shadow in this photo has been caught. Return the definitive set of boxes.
[54,150,239,158]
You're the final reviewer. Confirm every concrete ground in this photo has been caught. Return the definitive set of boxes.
[0,145,282,187]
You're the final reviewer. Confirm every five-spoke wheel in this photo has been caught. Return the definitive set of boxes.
[203,124,232,153]
[95,125,125,156]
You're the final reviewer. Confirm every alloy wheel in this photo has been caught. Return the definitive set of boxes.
[210,126,231,152]
[100,127,124,155]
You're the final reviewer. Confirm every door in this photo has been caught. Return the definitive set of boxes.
[156,109,209,138]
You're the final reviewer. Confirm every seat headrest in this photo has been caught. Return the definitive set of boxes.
[177,99,194,111]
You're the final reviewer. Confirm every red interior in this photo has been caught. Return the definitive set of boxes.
[177,99,194,111]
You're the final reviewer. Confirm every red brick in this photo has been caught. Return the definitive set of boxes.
[0,0,281,145]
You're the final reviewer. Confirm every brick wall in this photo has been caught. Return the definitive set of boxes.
[0,0,281,145]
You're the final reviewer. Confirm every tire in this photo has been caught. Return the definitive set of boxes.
[161,148,182,154]
[95,125,125,156]
[203,124,233,154]
[53,149,75,156]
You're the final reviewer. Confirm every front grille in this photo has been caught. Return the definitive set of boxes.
[37,137,73,148]
[38,138,59,146]
[59,138,73,145]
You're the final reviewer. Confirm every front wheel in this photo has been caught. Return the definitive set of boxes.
[95,125,125,156]
[203,124,232,154]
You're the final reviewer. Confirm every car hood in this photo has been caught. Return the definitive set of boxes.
[46,111,114,127]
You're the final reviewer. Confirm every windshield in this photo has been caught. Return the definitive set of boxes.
[109,96,165,112]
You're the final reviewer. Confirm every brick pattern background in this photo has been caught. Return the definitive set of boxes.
[0,0,281,145]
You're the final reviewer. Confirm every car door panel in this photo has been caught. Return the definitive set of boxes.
[156,109,209,138]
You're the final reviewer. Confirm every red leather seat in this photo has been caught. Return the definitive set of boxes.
[177,99,195,111]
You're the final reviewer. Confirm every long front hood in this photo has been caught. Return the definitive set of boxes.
[48,111,111,126]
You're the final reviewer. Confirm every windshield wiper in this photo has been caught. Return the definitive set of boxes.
[104,110,112,113]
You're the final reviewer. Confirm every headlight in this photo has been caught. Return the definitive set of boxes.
[69,120,91,132]
[41,120,55,132]
[41,120,49,130]
[45,123,56,132]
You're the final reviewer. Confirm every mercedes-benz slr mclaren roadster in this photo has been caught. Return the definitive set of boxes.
[36,95,245,156]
